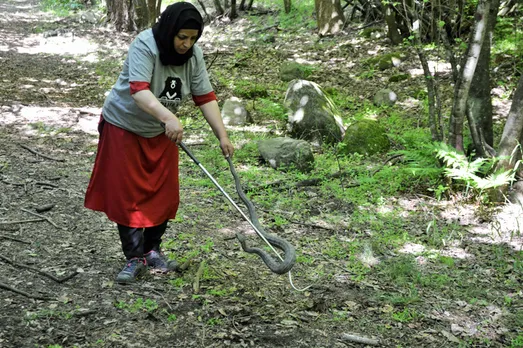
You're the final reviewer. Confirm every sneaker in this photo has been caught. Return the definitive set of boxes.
[116,257,146,284]
[145,250,178,273]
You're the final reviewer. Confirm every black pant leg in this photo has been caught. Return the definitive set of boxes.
[143,220,168,253]
[117,224,144,259]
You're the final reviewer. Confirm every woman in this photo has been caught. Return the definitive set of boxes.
[85,2,234,283]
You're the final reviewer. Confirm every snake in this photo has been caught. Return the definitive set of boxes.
[226,157,296,274]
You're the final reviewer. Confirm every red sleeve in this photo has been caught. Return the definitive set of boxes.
[129,81,150,95]
[192,91,217,106]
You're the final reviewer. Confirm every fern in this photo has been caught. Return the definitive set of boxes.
[434,142,516,192]
[393,143,444,179]
[394,142,517,198]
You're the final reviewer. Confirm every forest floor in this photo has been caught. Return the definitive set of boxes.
[1,1,523,347]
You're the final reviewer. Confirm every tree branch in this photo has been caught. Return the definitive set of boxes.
[0,254,78,283]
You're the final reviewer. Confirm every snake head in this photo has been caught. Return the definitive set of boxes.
[235,232,247,243]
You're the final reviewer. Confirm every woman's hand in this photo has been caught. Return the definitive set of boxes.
[164,117,183,144]
[220,137,234,158]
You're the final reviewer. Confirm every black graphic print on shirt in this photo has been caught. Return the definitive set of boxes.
[158,77,183,112]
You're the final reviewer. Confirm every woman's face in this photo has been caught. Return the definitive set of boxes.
[174,29,199,54]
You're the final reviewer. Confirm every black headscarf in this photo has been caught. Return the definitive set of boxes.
[152,2,204,66]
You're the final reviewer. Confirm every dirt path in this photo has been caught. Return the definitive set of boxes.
[0,2,335,347]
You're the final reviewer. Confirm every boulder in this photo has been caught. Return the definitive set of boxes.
[258,137,314,172]
[284,80,345,145]
[373,89,398,107]
[221,97,250,126]
[341,119,390,156]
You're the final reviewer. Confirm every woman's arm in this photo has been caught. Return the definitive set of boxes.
[132,89,183,143]
[199,100,234,157]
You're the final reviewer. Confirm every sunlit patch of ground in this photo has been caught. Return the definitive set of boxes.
[0,104,100,135]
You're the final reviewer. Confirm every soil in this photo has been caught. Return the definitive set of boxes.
[1,1,522,348]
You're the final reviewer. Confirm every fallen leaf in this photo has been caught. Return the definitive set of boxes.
[441,330,460,344]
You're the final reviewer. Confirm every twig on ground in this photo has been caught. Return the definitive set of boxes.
[151,290,173,311]
[0,234,30,244]
[370,154,404,176]
[193,260,206,294]
[19,144,65,162]
[340,333,380,346]
[0,255,79,283]
[35,181,59,188]
[1,179,25,186]
[21,208,62,230]
[0,280,53,300]
[73,310,96,317]
[0,218,46,225]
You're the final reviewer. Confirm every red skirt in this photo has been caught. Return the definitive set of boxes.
[84,118,179,228]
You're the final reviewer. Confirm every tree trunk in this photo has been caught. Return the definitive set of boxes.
[383,3,402,45]
[196,0,210,22]
[411,1,443,141]
[466,0,500,157]
[496,74,523,171]
[284,0,291,13]
[448,0,490,152]
[213,0,225,16]
[315,0,345,36]
[106,0,161,32]
[239,0,246,10]
[229,0,237,19]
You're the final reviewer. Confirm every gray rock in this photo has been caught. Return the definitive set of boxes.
[258,137,314,172]
[221,97,250,126]
[373,89,398,107]
[284,80,345,145]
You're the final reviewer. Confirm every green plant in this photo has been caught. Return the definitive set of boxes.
[206,317,223,326]
[233,80,269,99]
[392,307,420,323]
[29,122,71,136]
[359,67,376,79]
[169,277,188,289]
[435,142,517,195]
[40,0,84,15]
[332,309,350,321]
[115,298,158,313]
[392,143,444,185]
[207,286,236,297]
[257,98,287,122]
[512,334,523,348]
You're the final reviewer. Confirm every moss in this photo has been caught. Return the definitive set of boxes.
[233,82,269,99]
[389,74,409,82]
[365,53,403,71]
[360,27,383,38]
[279,62,315,82]
[341,119,391,156]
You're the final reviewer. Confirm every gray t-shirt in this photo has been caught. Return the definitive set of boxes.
[102,29,213,138]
